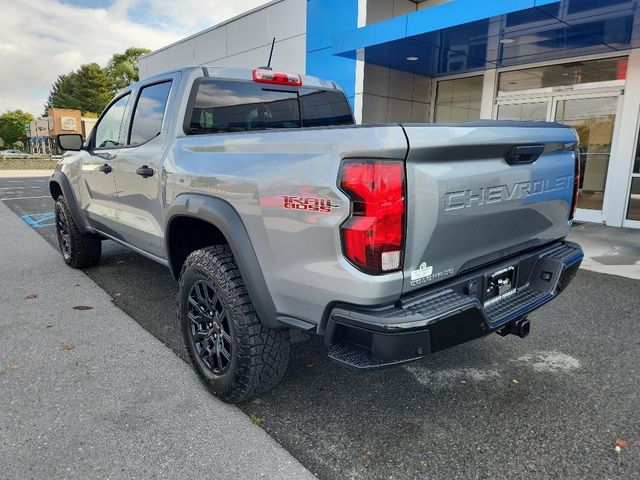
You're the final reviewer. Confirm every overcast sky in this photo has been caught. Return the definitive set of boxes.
[0,0,269,116]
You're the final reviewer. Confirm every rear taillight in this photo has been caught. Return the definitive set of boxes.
[252,68,302,86]
[339,159,405,274]
[570,147,581,220]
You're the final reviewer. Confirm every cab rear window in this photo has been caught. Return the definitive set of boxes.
[184,79,353,135]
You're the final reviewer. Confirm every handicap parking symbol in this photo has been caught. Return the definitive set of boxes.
[21,212,55,229]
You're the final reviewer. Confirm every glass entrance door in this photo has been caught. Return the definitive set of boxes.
[496,93,620,221]
[553,96,619,213]
[497,101,549,122]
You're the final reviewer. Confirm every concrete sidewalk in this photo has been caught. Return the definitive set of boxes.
[568,222,640,280]
[0,169,54,177]
[0,200,315,480]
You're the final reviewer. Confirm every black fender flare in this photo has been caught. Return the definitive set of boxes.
[49,171,90,234]
[165,194,279,329]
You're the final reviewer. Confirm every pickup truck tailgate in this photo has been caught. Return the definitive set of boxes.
[401,121,578,294]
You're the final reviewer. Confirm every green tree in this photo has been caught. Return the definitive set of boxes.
[0,110,34,148]
[46,63,112,115]
[105,47,151,93]
[45,73,81,113]
[74,63,113,114]
[44,47,150,116]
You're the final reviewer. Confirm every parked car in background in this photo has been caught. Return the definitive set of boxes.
[0,149,27,159]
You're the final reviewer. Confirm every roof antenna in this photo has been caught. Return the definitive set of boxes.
[259,37,276,70]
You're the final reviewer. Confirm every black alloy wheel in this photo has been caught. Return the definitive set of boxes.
[187,280,233,375]
[55,204,72,260]
[178,245,290,403]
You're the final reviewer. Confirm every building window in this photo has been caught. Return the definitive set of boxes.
[627,178,640,221]
[497,102,547,121]
[434,76,483,123]
[498,57,628,93]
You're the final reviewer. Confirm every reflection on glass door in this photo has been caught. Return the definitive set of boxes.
[627,131,640,221]
[497,102,548,121]
[554,97,618,211]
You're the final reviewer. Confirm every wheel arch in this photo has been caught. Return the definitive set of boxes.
[165,194,279,328]
[49,171,90,234]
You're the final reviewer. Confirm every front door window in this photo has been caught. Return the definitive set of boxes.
[93,94,130,149]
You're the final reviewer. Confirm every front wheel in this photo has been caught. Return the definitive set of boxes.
[178,245,290,403]
[54,195,101,268]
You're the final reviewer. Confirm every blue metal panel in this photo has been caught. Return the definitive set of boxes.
[307,48,359,103]
[404,0,536,37]
[534,0,563,5]
[332,14,408,55]
[327,0,640,77]
[306,0,359,106]
[306,0,358,52]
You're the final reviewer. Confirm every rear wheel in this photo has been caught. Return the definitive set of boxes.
[178,245,290,403]
[54,195,101,268]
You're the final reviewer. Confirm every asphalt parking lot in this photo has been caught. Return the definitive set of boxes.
[2,175,639,480]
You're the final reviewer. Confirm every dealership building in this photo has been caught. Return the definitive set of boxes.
[139,0,640,228]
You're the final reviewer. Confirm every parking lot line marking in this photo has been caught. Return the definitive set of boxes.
[21,212,55,228]
[0,195,51,201]
[0,186,47,190]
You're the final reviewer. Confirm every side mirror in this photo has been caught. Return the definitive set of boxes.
[57,134,84,151]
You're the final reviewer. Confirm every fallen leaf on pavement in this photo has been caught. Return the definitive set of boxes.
[10,362,20,369]
[616,439,629,449]
[72,305,93,311]
[250,413,264,427]
[25,294,38,299]
[46,324,54,328]
[62,343,75,351]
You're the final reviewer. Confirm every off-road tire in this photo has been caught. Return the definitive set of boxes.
[54,195,101,268]
[178,245,290,403]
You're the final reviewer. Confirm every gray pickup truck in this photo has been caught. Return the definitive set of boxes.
[51,66,583,403]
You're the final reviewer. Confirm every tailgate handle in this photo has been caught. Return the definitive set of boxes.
[506,145,544,165]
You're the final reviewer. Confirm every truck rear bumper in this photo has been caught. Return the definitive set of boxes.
[325,241,583,369]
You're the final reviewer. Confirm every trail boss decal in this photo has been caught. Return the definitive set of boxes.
[277,195,339,213]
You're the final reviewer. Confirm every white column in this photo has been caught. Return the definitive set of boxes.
[602,49,640,227]
[479,68,497,119]
[353,0,367,124]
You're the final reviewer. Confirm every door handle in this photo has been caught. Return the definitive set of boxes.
[99,164,112,174]
[136,166,155,178]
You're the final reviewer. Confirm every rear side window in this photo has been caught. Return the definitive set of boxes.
[129,81,172,146]
[185,79,353,135]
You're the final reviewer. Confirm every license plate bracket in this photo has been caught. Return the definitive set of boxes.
[483,265,517,306]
